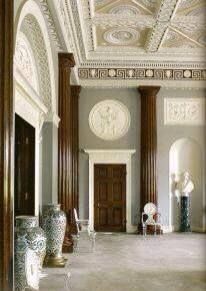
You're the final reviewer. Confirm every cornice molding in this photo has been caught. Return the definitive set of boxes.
[78,67,206,82]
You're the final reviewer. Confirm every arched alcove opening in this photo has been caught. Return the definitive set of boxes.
[169,138,203,231]
[14,0,58,216]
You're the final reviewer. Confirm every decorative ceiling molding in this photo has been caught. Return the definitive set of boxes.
[109,4,141,16]
[79,78,206,89]
[14,32,39,93]
[38,0,63,51]
[90,13,155,29]
[51,0,206,87]
[79,67,206,81]
[145,0,179,52]
[22,15,52,110]
[103,28,140,45]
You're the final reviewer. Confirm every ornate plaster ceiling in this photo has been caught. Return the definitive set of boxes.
[52,0,206,87]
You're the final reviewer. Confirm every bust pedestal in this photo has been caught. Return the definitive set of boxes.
[180,196,191,232]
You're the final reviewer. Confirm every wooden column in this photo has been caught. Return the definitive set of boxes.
[70,85,81,226]
[58,54,81,251]
[138,86,160,211]
[0,1,14,290]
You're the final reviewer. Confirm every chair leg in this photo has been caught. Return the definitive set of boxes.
[154,224,157,236]
[143,225,147,236]
[73,235,79,253]
[91,233,96,252]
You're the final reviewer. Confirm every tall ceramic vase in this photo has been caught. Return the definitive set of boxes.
[15,216,47,268]
[42,204,66,267]
[15,232,40,291]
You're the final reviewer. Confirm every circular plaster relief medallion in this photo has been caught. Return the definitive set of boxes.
[109,5,141,16]
[184,70,192,78]
[145,69,154,77]
[89,100,131,141]
[104,28,139,45]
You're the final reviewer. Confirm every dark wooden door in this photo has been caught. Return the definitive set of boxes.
[94,164,126,232]
[15,114,35,216]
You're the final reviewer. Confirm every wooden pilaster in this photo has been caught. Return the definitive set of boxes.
[58,54,81,251]
[138,86,160,211]
[0,1,14,290]
[70,85,81,226]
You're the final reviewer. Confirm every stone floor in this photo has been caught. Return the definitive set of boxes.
[39,233,206,291]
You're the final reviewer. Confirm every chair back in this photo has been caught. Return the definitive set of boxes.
[143,202,157,225]
[74,208,79,222]
[73,208,80,233]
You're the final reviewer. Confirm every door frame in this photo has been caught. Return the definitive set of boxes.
[15,114,36,216]
[14,83,47,216]
[84,149,136,233]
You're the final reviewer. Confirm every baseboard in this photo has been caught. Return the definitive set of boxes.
[126,225,137,233]
[126,224,206,234]
[162,225,174,233]
[165,225,206,233]
[191,226,206,233]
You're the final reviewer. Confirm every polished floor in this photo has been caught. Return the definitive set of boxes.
[40,233,206,291]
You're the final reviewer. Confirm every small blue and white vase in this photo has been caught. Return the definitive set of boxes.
[15,216,46,268]
[42,204,66,267]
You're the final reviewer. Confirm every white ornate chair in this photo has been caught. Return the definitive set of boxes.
[73,208,96,252]
[141,203,162,236]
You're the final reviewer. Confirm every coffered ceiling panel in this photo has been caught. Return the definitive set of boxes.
[52,0,206,86]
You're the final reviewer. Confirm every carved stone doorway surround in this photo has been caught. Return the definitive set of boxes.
[84,149,136,233]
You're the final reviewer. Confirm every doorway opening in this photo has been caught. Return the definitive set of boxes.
[15,114,35,216]
[94,164,126,232]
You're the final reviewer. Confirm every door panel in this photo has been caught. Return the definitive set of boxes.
[94,164,126,232]
[15,114,35,216]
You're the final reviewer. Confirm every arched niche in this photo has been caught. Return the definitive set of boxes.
[14,0,57,113]
[14,0,59,215]
[169,138,203,232]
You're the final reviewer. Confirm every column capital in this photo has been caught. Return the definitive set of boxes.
[58,53,75,68]
[71,85,81,98]
[138,86,160,97]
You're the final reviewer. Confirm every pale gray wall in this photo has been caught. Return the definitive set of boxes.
[79,88,140,224]
[42,122,58,208]
[79,87,205,231]
[157,88,206,231]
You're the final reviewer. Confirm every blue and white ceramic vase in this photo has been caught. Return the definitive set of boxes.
[15,216,47,268]
[15,231,39,291]
[42,204,66,267]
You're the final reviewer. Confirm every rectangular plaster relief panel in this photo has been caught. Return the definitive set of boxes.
[164,98,205,125]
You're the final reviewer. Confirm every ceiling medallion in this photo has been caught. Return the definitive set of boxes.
[103,28,139,45]
[109,5,141,16]
[89,100,131,141]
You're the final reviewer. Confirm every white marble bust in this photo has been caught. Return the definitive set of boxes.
[174,171,194,197]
